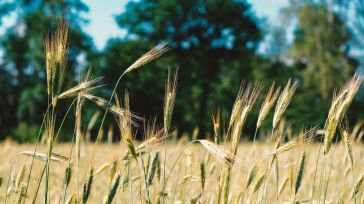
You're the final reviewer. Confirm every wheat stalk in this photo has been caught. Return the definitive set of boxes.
[20,151,68,163]
[211,108,221,144]
[200,161,206,191]
[147,151,160,186]
[84,94,143,127]
[230,82,262,155]
[122,42,170,76]
[273,79,298,130]
[324,74,363,154]
[82,167,94,204]
[121,160,131,191]
[126,138,138,161]
[352,174,364,199]
[246,164,257,189]
[15,165,26,193]
[340,127,354,169]
[271,127,317,155]
[164,68,178,135]
[64,161,73,189]
[257,82,281,129]
[351,121,363,140]
[294,151,306,196]
[198,140,236,167]
[44,19,69,103]
[252,171,266,194]
[179,175,201,184]
[122,133,166,160]
[56,77,103,101]
[75,69,95,162]
[278,176,289,196]
[105,173,120,204]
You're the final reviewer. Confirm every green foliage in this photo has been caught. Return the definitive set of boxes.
[0,0,94,140]
[0,0,363,141]
[110,0,263,136]
[289,3,357,99]
[12,122,39,142]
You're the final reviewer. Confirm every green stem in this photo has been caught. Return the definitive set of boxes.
[138,153,150,203]
[162,132,167,204]
[161,141,196,194]
[171,159,183,203]
[26,98,77,204]
[61,122,77,204]
[23,104,51,202]
[95,72,126,146]
[32,165,46,204]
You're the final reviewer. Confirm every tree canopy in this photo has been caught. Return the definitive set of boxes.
[111,0,263,136]
[0,0,94,141]
[0,0,363,141]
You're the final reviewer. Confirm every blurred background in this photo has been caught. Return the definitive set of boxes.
[0,0,363,142]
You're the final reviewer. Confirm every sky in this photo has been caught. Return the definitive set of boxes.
[0,0,289,51]
[83,0,129,50]
[83,0,289,50]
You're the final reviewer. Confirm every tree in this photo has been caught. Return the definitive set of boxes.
[0,0,94,140]
[288,2,357,99]
[265,25,288,61]
[110,0,263,136]
[0,2,14,26]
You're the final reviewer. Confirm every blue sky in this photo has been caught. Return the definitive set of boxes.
[84,0,289,50]
[83,0,129,49]
[0,0,289,50]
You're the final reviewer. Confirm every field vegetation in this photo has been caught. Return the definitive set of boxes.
[2,19,364,204]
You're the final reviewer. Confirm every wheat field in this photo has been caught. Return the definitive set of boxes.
[2,19,364,204]
[2,142,364,203]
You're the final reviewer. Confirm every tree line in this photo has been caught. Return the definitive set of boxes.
[0,0,363,142]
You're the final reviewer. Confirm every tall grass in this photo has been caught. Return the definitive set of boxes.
[3,19,364,204]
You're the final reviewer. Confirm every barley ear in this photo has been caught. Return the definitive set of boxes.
[294,151,306,195]
[76,95,83,160]
[279,176,289,196]
[230,82,262,155]
[126,138,138,161]
[106,173,120,204]
[44,19,69,103]
[122,160,131,191]
[324,74,363,154]
[211,108,221,144]
[64,160,73,189]
[122,42,170,76]
[147,151,160,186]
[257,82,280,129]
[273,79,298,130]
[82,167,94,204]
[16,184,26,204]
[253,171,266,194]
[198,140,235,167]
[109,160,118,186]
[163,68,178,134]
[352,174,364,199]
[246,164,257,189]
[200,161,206,191]
[342,129,354,169]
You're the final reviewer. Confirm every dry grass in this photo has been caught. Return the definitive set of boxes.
[2,142,364,203]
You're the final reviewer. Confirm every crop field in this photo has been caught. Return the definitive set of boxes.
[2,141,364,203]
[2,19,364,204]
